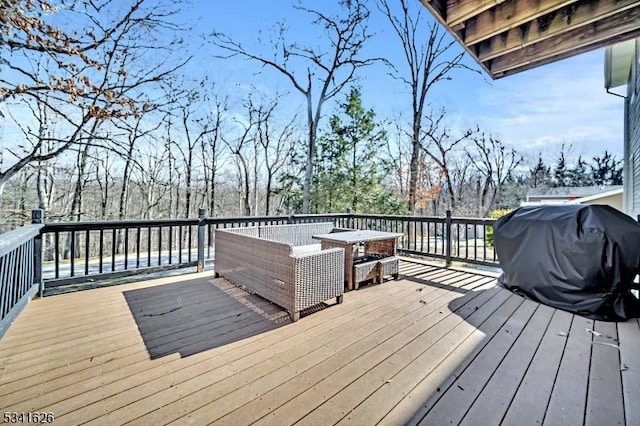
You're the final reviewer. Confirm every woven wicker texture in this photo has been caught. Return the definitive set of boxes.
[364,239,396,256]
[379,256,400,278]
[354,261,379,284]
[259,222,334,246]
[214,223,344,321]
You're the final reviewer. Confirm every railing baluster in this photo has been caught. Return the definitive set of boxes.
[474,225,478,260]
[54,231,59,279]
[207,224,212,259]
[188,224,192,262]
[84,230,90,276]
[0,256,7,317]
[465,225,469,259]
[70,231,75,278]
[19,244,25,298]
[99,229,104,274]
[124,228,129,270]
[434,222,438,254]
[169,225,174,265]
[158,226,162,266]
[7,249,16,307]
[483,224,488,261]
[197,208,205,272]
[111,228,116,272]
[147,226,152,267]
[136,227,141,269]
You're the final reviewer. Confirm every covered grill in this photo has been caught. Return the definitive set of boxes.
[494,205,640,321]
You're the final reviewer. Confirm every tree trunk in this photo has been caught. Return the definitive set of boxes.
[116,140,135,253]
[408,126,421,213]
[37,160,54,261]
[302,94,315,214]
[185,151,192,218]
[64,143,90,259]
[265,169,273,216]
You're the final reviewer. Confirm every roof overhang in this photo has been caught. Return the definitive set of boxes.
[420,0,640,79]
[604,39,635,89]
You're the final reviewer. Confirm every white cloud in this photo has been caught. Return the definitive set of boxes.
[472,50,624,159]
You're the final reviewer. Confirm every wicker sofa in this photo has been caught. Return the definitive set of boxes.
[214,222,345,321]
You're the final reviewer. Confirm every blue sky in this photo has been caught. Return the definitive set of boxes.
[189,0,624,164]
[0,0,625,169]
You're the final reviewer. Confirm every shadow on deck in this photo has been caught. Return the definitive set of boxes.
[123,278,290,359]
[1,259,638,425]
[403,281,635,425]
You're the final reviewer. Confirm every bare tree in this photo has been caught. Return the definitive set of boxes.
[93,148,116,219]
[112,117,163,220]
[174,97,218,217]
[132,139,172,219]
[467,132,522,216]
[0,0,188,204]
[212,0,378,213]
[255,98,298,215]
[199,96,227,217]
[379,0,477,213]
[223,98,258,216]
[421,108,473,214]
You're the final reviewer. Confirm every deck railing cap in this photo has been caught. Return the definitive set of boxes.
[0,224,44,258]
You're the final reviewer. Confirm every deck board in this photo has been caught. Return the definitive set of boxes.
[416,299,539,425]
[501,309,573,425]
[619,318,640,426]
[543,315,594,426]
[585,321,625,426]
[0,258,637,425]
[380,293,523,425]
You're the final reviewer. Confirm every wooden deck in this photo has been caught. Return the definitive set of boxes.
[0,259,638,425]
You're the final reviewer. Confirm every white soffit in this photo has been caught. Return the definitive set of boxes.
[605,39,636,89]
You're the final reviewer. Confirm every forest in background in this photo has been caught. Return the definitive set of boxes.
[0,0,623,231]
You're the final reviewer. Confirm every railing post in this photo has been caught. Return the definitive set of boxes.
[32,209,44,297]
[445,210,452,267]
[287,209,294,224]
[346,209,353,229]
[197,208,205,273]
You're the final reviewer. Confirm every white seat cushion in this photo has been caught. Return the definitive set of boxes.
[291,244,322,255]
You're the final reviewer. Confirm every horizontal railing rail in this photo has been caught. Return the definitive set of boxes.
[0,211,44,337]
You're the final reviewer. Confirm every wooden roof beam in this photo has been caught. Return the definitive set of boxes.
[446,0,506,27]
[422,0,447,20]
[477,0,640,62]
[419,0,494,76]
[463,0,579,46]
[489,6,640,77]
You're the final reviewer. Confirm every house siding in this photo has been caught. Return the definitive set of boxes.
[627,40,640,220]
[578,193,623,211]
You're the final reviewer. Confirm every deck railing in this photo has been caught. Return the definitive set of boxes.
[0,209,498,335]
[348,212,497,267]
[38,210,353,288]
[0,210,44,336]
[34,209,496,287]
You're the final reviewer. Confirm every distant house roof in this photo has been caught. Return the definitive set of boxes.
[569,187,624,204]
[526,186,623,201]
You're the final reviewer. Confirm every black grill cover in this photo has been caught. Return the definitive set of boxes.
[494,205,640,321]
